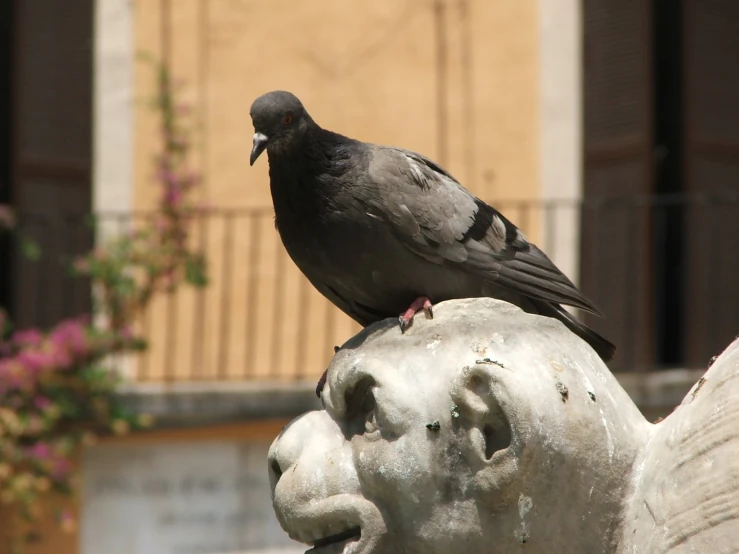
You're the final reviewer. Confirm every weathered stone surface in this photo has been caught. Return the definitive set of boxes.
[267,298,739,553]
[620,335,739,553]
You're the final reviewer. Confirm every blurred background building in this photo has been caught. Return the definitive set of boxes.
[0,0,737,553]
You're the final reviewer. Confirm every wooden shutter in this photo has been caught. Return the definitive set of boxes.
[11,0,94,328]
[682,0,739,366]
[581,0,654,371]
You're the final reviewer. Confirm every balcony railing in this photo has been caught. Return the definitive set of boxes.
[2,193,738,382]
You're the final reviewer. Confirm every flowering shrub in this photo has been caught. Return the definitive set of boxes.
[0,59,206,549]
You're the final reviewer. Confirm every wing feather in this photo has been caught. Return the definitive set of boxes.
[366,146,602,314]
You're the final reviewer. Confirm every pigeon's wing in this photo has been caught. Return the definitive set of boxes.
[366,146,602,315]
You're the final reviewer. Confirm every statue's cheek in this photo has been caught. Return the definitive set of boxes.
[353,434,434,494]
[353,441,388,483]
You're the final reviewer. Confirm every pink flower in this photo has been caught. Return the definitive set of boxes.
[51,458,72,480]
[181,170,200,189]
[168,136,189,151]
[0,359,30,391]
[48,347,72,368]
[11,328,44,346]
[25,415,44,434]
[0,204,15,229]
[158,168,178,186]
[127,228,147,240]
[50,319,89,357]
[59,509,76,533]
[73,257,90,273]
[27,442,52,460]
[17,349,53,373]
[164,186,182,207]
[34,395,53,411]
[154,215,170,232]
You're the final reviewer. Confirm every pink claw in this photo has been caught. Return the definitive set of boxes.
[398,296,434,333]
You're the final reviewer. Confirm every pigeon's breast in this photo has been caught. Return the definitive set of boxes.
[274,192,373,272]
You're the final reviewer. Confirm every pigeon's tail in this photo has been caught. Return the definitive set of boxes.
[537,302,616,362]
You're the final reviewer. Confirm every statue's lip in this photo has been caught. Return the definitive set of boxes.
[280,495,383,554]
[289,517,363,552]
[305,526,361,553]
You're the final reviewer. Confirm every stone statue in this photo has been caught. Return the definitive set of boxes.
[267,298,739,553]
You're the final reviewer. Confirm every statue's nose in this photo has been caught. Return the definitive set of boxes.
[268,410,342,492]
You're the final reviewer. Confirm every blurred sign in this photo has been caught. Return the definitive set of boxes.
[81,441,304,554]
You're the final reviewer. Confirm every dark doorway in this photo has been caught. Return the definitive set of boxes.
[653,0,683,365]
[2,0,95,329]
[0,0,13,314]
[580,0,655,371]
[680,0,739,367]
[581,0,739,371]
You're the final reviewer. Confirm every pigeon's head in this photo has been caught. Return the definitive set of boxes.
[249,91,310,165]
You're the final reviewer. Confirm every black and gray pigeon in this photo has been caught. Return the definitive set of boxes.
[249,90,616,366]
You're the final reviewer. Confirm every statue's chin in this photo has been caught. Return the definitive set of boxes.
[277,494,385,554]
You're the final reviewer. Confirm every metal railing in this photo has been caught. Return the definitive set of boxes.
[2,193,738,381]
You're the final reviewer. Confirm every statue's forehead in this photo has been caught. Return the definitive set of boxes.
[332,341,465,397]
[330,306,569,399]
[340,329,510,370]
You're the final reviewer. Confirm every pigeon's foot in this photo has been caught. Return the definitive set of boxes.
[398,296,434,333]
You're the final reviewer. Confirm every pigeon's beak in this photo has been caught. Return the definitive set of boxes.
[250,132,269,166]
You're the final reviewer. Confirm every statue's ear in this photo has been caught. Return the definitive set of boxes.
[450,364,513,465]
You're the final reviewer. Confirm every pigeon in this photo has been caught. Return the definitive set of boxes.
[249,90,616,371]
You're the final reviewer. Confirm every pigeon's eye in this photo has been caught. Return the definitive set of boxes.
[282,114,293,125]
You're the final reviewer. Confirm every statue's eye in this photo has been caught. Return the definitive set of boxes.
[346,377,374,416]
[282,114,293,125]
[359,387,381,438]
[345,377,380,438]
[360,387,375,413]
[364,408,380,436]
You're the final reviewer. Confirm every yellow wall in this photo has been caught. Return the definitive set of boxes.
[131,0,541,381]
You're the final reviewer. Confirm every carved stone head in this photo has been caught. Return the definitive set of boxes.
[268,298,739,553]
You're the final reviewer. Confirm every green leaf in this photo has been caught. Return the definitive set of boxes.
[19,236,41,261]
[0,308,12,336]
[113,275,137,298]
[84,213,98,230]
[185,253,208,287]
[129,337,148,351]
